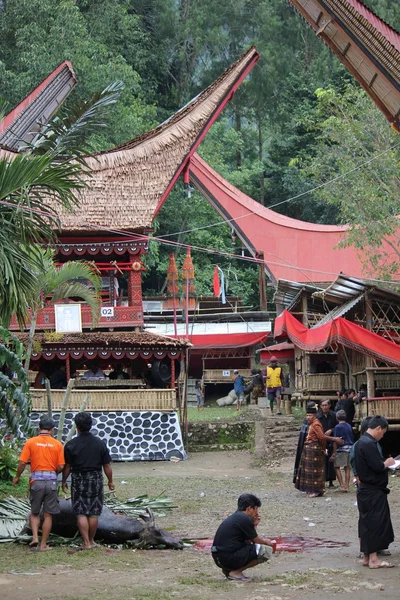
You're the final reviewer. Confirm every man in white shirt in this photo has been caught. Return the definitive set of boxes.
[82,361,106,380]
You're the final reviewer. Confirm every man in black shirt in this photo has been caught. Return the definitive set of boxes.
[354,415,395,568]
[62,412,115,550]
[317,399,337,488]
[211,494,274,581]
[335,390,355,424]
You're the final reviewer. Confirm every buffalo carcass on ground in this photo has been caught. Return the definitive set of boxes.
[29,499,183,549]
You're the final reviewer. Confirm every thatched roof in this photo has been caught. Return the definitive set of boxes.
[15,330,191,349]
[54,47,259,234]
[287,0,400,132]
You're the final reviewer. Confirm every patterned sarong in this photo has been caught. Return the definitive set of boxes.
[295,442,325,494]
[71,470,104,516]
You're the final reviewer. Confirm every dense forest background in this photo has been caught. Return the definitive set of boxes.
[0,0,399,308]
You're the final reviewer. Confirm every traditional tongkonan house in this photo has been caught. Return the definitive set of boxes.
[271,275,400,424]
[4,48,260,459]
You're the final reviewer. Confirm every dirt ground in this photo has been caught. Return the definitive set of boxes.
[0,450,399,600]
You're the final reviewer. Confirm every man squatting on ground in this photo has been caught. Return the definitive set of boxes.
[13,416,65,551]
[354,415,395,568]
[62,412,115,550]
[211,493,275,581]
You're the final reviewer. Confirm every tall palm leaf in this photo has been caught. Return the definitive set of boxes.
[0,154,85,327]
[0,80,123,327]
[24,249,101,370]
[28,81,124,164]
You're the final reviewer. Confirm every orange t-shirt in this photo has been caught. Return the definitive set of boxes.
[19,434,65,474]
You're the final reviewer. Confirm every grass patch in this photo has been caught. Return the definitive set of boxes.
[187,407,241,422]
[0,544,140,573]
[0,477,30,500]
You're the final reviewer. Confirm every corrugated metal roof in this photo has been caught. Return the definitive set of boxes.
[312,274,400,304]
[274,280,325,309]
[311,293,365,327]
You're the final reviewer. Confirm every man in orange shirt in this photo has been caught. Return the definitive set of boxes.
[13,416,65,551]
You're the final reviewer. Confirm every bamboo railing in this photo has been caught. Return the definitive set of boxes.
[30,388,177,412]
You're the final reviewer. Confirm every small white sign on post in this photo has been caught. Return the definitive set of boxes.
[222,370,231,377]
[101,306,114,318]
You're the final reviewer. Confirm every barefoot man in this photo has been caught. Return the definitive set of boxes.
[13,416,65,551]
[354,415,395,568]
[62,412,115,550]
[211,493,274,581]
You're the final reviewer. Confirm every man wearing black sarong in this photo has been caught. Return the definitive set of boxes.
[317,399,337,488]
[354,415,395,568]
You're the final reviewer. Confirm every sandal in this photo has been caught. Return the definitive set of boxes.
[369,561,394,569]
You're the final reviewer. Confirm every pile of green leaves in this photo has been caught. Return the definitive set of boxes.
[0,436,20,481]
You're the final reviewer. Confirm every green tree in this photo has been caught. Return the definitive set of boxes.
[295,85,400,277]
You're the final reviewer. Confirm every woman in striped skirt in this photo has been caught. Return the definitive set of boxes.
[295,402,344,498]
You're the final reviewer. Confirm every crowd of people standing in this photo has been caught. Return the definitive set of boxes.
[293,393,396,569]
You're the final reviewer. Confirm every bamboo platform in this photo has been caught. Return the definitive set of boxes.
[203,368,252,383]
[30,388,177,412]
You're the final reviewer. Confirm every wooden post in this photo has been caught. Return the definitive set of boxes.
[57,378,74,441]
[171,358,175,389]
[66,355,71,382]
[365,294,375,399]
[45,377,52,419]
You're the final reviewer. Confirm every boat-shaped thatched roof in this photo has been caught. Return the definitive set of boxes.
[55,47,259,234]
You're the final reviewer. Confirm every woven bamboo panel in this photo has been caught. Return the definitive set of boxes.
[306,373,342,392]
[203,369,252,383]
[367,398,400,420]
[357,374,400,389]
[31,389,177,411]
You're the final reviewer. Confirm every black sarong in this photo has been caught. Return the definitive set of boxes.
[71,470,104,516]
[357,485,394,554]
[293,419,308,484]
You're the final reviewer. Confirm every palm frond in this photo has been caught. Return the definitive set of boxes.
[29,81,124,163]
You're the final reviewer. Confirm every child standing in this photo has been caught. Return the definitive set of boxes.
[195,380,204,410]
[331,409,354,492]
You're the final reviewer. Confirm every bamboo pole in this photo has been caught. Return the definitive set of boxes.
[57,378,74,441]
[44,378,52,419]
[64,394,89,443]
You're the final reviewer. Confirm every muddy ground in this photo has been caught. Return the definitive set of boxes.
[0,450,399,600]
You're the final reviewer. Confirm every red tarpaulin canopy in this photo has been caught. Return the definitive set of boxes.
[275,310,400,366]
[177,331,269,349]
[259,342,295,363]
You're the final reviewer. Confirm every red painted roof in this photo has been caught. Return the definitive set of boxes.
[347,0,400,51]
[190,153,400,284]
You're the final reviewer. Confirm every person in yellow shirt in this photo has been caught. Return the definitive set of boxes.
[13,416,65,551]
[265,357,284,415]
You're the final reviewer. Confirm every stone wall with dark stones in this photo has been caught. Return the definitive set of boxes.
[187,420,254,452]
[29,411,186,462]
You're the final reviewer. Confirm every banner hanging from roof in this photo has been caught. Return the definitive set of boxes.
[275,310,400,367]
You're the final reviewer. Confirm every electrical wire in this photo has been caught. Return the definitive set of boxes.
[160,141,400,238]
